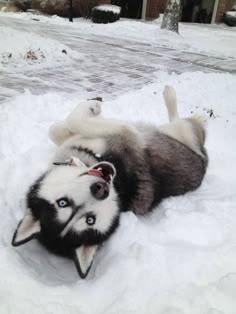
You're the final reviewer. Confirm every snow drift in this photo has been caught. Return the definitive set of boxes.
[0,71,236,314]
[0,26,74,71]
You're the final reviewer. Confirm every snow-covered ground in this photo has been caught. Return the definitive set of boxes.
[1,11,236,59]
[0,12,236,314]
[0,26,76,72]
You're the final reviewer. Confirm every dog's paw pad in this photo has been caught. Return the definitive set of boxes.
[89,102,102,116]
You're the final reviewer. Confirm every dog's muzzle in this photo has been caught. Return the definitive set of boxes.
[87,162,116,200]
[90,181,109,200]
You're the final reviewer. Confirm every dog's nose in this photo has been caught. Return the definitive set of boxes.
[90,182,109,200]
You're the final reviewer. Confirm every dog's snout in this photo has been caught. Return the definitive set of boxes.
[90,182,109,200]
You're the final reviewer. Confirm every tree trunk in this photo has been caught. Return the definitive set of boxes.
[161,0,181,34]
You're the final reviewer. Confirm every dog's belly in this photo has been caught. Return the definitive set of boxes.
[147,132,208,203]
[54,130,207,215]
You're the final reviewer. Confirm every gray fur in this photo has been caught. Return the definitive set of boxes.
[12,86,208,278]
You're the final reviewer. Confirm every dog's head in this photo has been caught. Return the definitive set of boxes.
[12,160,119,278]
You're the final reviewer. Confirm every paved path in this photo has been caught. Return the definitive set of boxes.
[0,16,236,103]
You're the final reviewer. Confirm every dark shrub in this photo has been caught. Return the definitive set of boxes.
[14,0,32,11]
[224,11,236,26]
[92,5,121,24]
[112,0,128,17]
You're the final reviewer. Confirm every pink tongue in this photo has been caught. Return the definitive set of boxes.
[88,169,103,178]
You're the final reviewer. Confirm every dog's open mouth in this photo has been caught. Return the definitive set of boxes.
[88,162,116,184]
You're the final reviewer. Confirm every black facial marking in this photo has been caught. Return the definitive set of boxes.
[38,213,120,258]
[101,153,139,211]
[71,146,101,164]
[24,173,120,258]
[53,162,69,166]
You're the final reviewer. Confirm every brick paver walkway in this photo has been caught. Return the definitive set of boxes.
[1,16,235,103]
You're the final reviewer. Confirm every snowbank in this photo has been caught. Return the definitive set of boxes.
[0,26,74,71]
[1,71,236,314]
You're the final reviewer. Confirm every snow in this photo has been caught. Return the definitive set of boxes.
[1,71,236,314]
[0,26,75,71]
[0,12,236,314]
[226,11,236,17]
[93,4,121,14]
[1,11,236,59]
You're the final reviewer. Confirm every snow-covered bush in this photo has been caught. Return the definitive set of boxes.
[224,11,236,26]
[92,4,121,24]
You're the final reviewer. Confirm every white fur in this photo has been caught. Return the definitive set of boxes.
[66,116,130,138]
[38,165,119,235]
[49,87,203,158]
[56,206,73,224]
[65,100,123,138]
[59,135,107,156]
[68,100,102,118]
[160,86,205,157]
[49,120,74,146]
[13,88,207,279]
[163,85,179,122]
[158,119,204,157]
[75,245,98,276]
[14,208,41,243]
[49,100,102,145]
[46,87,205,236]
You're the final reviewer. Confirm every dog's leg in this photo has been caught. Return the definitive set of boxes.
[68,99,102,119]
[49,121,74,146]
[66,116,131,138]
[66,101,136,139]
[49,100,102,145]
[49,99,133,143]
[159,86,206,157]
[163,85,179,122]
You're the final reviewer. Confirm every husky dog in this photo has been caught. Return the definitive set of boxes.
[12,86,208,278]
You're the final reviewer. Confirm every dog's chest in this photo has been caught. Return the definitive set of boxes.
[54,145,102,167]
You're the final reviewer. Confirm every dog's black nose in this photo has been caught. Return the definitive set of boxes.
[90,182,109,200]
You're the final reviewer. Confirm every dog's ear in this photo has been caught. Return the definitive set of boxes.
[12,208,41,246]
[73,245,98,279]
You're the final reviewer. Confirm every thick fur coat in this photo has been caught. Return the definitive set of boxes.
[12,86,208,278]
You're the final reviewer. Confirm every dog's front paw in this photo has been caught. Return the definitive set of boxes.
[70,100,102,119]
[89,101,102,116]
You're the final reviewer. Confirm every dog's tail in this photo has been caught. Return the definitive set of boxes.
[163,85,179,122]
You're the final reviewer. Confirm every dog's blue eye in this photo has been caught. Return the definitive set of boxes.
[57,198,69,208]
[86,215,96,226]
